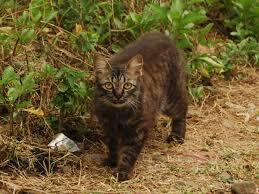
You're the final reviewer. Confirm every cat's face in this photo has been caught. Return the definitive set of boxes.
[94,54,143,108]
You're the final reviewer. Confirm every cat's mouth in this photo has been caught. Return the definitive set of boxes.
[113,99,125,103]
[110,99,128,107]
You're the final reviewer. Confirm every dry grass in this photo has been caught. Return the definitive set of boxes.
[0,67,258,194]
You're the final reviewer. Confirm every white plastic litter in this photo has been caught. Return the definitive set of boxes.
[48,133,80,152]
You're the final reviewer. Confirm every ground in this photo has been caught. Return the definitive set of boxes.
[0,67,258,193]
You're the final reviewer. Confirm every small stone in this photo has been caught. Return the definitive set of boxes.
[231,182,256,194]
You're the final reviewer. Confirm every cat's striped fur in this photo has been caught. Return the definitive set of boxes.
[94,32,188,181]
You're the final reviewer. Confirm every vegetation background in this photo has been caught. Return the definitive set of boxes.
[0,0,258,193]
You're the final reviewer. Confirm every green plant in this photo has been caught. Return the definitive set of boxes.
[188,54,224,79]
[55,0,121,51]
[16,0,57,43]
[0,0,57,57]
[51,66,91,131]
[0,66,36,134]
[188,85,204,104]
[55,0,213,52]
[220,37,259,74]
[225,0,259,40]
[114,0,212,49]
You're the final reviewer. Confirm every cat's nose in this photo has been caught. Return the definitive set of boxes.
[114,92,123,100]
[114,87,123,100]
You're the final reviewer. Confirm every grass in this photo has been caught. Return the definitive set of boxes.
[0,66,258,193]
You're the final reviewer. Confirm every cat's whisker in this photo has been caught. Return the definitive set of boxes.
[127,100,134,112]
[129,102,135,112]
[128,99,139,113]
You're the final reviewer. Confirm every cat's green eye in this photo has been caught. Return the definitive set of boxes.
[103,82,113,90]
[124,83,133,90]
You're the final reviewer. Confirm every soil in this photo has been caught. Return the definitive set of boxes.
[0,67,258,194]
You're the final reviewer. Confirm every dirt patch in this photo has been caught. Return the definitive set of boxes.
[0,67,258,193]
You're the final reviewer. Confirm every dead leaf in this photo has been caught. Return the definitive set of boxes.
[75,24,83,36]
[0,27,13,33]
[22,107,44,116]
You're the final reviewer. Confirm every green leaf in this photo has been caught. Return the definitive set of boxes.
[1,66,17,85]
[187,0,205,5]
[16,11,29,27]
[12,80,22,91]
[111,44,121,53]
[176,34,192,49]
[196,86,204,96]
[200,65,210,78]
[45,10,58,23]
[169,0,183,20]
[31,11,42,24]
[78,81,87,97]
[21,72,35,94]
[199,56,224,68]
[19,28,35,44]
[174,0,183,14]
[184,23,194,29]
[151,4,168,23]
[7,87,19,103]
[252,6,259,17]
[255,54,259,66]
[199,23,214,37]
[188,85,204,102]
[42,63,57,77]
[68,77,75,89]
[57,83,68,92]
[114,18,123,29]
[55,70,64,79]
[232,1,244,10]
[76,31,99,52]
[15,100,32,109]
[129,12,138,23]
[0,94,4,104]
[181,9,207,26]
[240,0,255,9]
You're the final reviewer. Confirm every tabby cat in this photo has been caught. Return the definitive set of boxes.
[93,32,188,181]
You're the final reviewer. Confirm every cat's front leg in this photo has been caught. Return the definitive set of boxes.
[114,130,145,181]
[103,133,118,167]
[166,117,186,144]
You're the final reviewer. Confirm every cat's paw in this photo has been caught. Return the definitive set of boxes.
[113,170,129,182]
[102,158,117,167]
[166,134,184,144]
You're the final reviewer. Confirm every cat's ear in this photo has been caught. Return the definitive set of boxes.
[93,53,111,77]
[126,54,143,78]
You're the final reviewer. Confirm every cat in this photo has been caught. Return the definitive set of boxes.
[93,32,188,181]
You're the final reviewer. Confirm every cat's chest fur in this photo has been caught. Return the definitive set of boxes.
[95,102,142,125]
